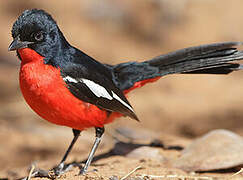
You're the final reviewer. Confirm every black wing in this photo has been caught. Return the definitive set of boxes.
[60,51,139,121]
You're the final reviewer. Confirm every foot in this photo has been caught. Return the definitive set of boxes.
[51,162,78,177]
[79,167,98,175]
[52,162,66,176]
[79,167,87,175]
[23,162,78,179]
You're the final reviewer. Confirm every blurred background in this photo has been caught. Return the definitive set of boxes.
[1,0,243,177]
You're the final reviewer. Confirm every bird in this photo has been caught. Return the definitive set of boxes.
[8,9,243,177]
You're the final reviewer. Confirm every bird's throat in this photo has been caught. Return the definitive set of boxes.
[18,48,44,64]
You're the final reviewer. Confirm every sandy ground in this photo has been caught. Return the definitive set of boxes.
[1,1,243,179]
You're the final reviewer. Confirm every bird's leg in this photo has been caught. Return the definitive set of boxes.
[79,127,104,175]
[53,129,81,175]
[26,129,81,179]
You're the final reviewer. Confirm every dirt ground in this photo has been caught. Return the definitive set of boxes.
[1,1,243,179]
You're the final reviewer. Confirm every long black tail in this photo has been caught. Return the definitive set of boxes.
[111,42,243,91]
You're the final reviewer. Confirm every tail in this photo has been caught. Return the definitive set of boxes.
[110,42,243,92]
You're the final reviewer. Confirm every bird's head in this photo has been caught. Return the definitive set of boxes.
[9,9,69,64]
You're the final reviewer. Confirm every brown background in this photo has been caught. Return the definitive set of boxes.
[1,0,243,179]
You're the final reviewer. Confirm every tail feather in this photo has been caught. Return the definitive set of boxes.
[147,42,242,66]
[183,63,241,74]
[111,42,243,91]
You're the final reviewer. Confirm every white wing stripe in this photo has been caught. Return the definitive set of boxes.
[81,78,113,100]
[63,76,78,83]
[63,76,113,100]
[63,76,134,112]
[112,91,134,112]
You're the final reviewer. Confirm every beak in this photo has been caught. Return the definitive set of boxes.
[8,36,33,51]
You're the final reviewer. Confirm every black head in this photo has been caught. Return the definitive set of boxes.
[9,9,69,63]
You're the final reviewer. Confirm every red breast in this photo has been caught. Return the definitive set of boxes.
[18,48,119,130]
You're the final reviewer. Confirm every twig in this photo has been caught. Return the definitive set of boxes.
[27,164,35,180]
[228,168,243,179]
[120,166,142,180]
[138,174,213,180]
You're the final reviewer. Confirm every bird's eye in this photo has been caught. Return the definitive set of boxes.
[34,31,44,41]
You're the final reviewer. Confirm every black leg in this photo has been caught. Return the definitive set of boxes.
[80,127,105,175]
[61,129,81,164]
[27,129,81,179]
[54,129,81,175]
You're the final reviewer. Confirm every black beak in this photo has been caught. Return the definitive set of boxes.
[8,36,33,51]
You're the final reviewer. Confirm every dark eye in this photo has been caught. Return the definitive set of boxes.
[34,31,44,41]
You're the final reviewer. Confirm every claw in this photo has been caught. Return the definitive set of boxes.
[79,168,87,175]
[79,167,98,176]
[51,162,77,177]
[52,162,65,176]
